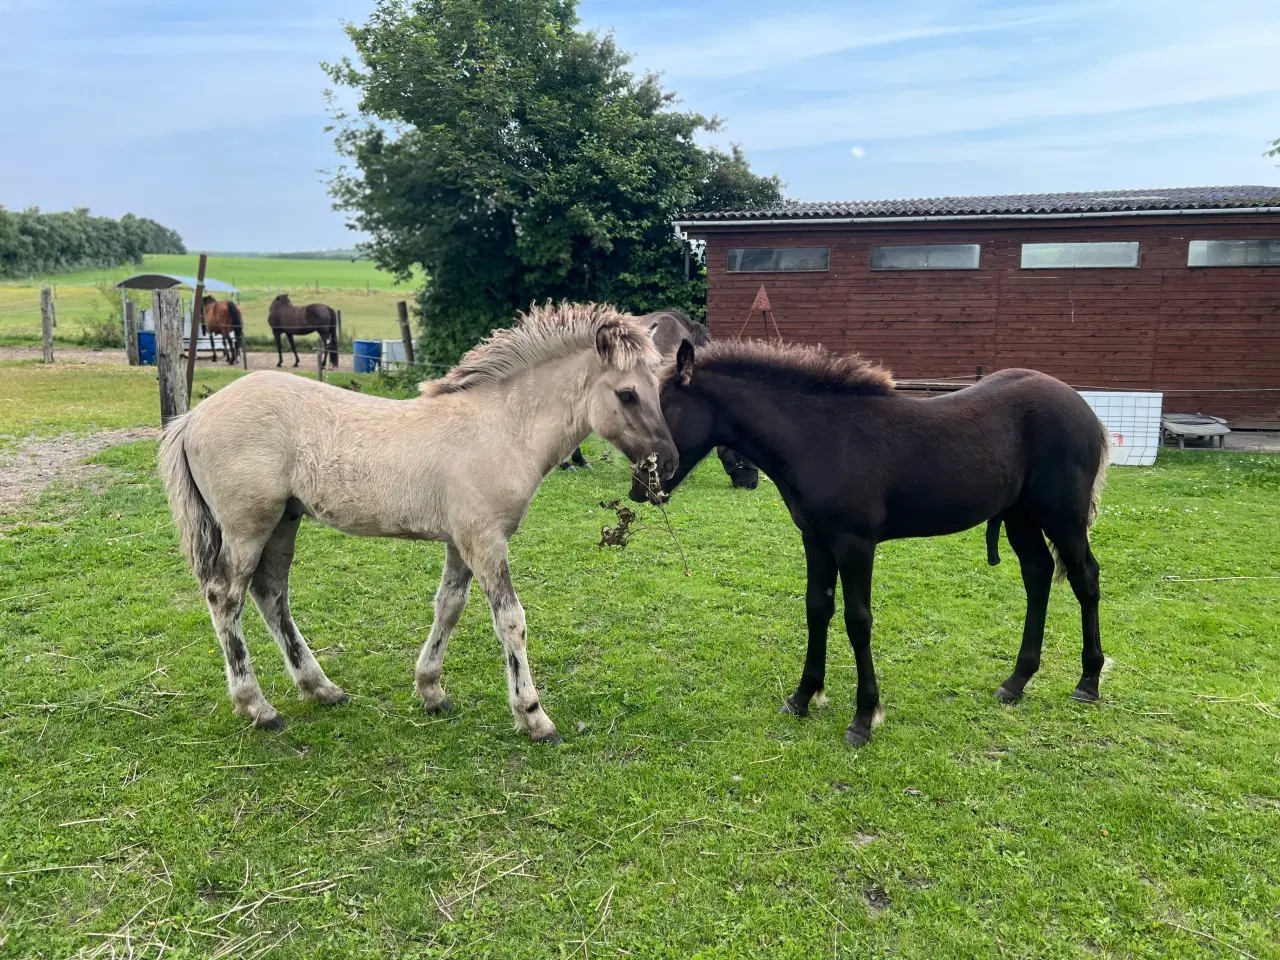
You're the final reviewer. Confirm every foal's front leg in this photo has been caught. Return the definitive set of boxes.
[466,539,561,744]
[782,533,837,716]
[837,542,883,747]
[415,544,473,713]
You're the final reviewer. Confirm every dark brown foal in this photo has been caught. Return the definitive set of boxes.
[636,339,1108,747]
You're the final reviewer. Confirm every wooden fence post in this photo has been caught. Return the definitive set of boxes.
[124,300,140,366]
[316,343,326,383]
[40,286,56,363]
[156,289,188,426]
[185,254,208,403]
[397,300,415,365]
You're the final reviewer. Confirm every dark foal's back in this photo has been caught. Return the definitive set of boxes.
[764,368,1104,542]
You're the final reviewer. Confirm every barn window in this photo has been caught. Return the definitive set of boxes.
[871,244,981,270]
[1187,239,1280,266]
[726,247,830,272]
[1020,242,1139,268]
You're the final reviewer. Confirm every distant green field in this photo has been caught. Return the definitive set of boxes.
[3,254,420,292]
[0,255,425,345]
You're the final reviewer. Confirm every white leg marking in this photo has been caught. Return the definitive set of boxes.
[415,545,472,710]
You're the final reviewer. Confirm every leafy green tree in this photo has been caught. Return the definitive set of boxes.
[0,206,184,278]
[325,0,781,366]
[1268,136,1279,159]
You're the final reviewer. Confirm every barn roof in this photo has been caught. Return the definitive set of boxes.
[678,185,1280,225]
[115,273,239,293]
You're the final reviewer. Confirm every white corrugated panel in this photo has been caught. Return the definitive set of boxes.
[1079,391,1162,466]
[381,340,407,368]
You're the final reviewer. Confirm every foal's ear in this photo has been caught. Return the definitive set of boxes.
[676,339,695,387]
[595,321,621,362]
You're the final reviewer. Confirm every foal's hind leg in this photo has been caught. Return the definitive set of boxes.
[1047,533,1104,702]
[462,535,561,744]
[203,536,284,730]
[249,505,348,706]
[414,544,473,713]
[995,513,1056,704]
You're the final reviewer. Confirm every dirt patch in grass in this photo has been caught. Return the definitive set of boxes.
[0,427,158,510]
[0,346,130,365]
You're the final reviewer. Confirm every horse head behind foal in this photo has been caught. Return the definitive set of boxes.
[159,302,675,743]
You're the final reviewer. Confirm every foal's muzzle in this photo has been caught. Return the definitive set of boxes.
[628,448,676,504]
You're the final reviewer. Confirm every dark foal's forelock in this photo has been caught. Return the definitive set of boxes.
[664,339,896,396]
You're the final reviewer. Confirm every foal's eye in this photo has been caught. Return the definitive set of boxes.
[616,388,638,406]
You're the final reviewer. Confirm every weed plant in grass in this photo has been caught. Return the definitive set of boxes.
[0,368,1278,956]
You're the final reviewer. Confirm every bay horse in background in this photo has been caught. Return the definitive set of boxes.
[561,309,760,489]
[268,293,339,369]
[202,295,243,365]
[634,339,1109,748]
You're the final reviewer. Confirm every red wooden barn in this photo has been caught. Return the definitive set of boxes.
[676,185,1280,422]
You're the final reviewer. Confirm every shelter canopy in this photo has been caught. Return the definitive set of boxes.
[115,273,239,294]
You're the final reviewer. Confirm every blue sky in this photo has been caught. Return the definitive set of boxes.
[2,0,1278,251]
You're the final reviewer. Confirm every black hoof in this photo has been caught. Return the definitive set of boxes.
[1071,687,1100,703]
[255,714,286,732]
[535,731,564,746]
[424,698,453,714]
[780,694,809,717]
[844,725,872,748]
[333,693,351,705]
[994,685,1023,705]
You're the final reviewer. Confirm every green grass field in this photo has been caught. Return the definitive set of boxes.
[2,362,1279,958]
[0,255,423,346]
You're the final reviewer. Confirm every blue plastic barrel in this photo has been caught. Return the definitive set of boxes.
[352,339,382,373]
[138,330,156,366]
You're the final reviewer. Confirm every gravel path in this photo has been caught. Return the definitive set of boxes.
[0,345,339,371]
[0,427,160,511]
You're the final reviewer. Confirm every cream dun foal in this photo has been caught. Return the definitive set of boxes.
[159,302,678,743]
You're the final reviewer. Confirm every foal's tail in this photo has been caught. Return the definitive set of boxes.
[1049,418,1111,582]
[158,414,223,584]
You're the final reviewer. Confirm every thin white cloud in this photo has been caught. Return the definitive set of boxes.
[698,18,1280,151]
[634,6,1078,80]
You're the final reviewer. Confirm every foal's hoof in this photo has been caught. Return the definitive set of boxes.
[1071,686,1101,704]
[424,698,453,715]
[994,685,1023,705]
[844,725,872,748]
[534,730,564,746]
[254,713,286,732]
[780,694,809,717]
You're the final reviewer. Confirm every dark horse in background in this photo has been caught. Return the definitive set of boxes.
[268,294,339,369]
[562,309,759,489]
[201,295,243,365]
[635,339,1109,748]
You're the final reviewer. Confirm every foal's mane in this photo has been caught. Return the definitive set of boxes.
[680,339,895,395]
[420,302,658,397]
